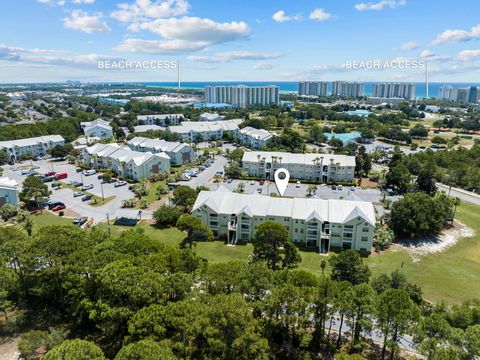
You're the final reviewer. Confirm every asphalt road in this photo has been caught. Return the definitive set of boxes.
[437,183,480,206]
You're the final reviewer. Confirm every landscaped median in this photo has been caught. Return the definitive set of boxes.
[54,181,115,207]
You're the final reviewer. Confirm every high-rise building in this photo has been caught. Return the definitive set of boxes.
[204,85,279,108]
[298,81,328,96]
[438,85,479,104]
[331,81,365,97]
[372,82,416,100]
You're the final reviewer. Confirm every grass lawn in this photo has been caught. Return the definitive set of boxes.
[90,201,480,304]
[29,211,73,229]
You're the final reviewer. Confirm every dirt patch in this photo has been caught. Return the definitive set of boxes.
[359,177,379,189]
[0,336,20,360]
[394,221,475,262]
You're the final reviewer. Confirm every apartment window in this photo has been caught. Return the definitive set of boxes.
[362,227,369,233]
[343,233,353,239]
[361,237,369,242]
[295,228,298,233]
[344,225,353,230]
[284,217,289,222]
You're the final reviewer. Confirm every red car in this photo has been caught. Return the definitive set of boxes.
[54,173,68,180]
[45,171,56,177]
[51,204,66,211]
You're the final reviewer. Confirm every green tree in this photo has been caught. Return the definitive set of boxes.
[416,167,437,195]
[20,176,49,207]
[43,339,105,360]
[132,180,148,199]
[385,163,412,194]
[329,250,370,285]
[153,205,183,228]
[347,283,376,352]
[409,124,428,138]
[115,340,177,360]
[376,289,420,360]
[176,214,213,249]
[252,221,301,270]
[0,150,9,165]
[172,185,197,211]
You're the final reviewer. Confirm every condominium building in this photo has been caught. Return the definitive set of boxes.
[331,81,365,97]
[199,112,225,122]
[192,187,375,253]
[81,143,170,181]
[242,151,356,182]
[136,114,183,126]
[168,119,242,143]
[298,81,328,96]
[372,82,415,100]
[127,137,195,165]
[81,119,113,139]
[204,85,280,108]
[0,177,19,206]
[0,135,65,163]
[238,126,274,149]
[438,85,479,104]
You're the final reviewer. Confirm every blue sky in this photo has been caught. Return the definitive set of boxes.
[1,0,479,83]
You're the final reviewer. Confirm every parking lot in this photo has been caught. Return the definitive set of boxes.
[2,159,143,224]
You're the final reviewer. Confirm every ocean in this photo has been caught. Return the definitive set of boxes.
[135,81,479,99]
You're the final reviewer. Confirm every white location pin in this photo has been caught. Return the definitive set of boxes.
[274,168,290,196]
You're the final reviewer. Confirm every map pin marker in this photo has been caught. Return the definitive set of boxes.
[274,168,290,196]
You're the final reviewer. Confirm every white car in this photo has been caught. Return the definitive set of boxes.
[83,169,96,176]
[73,191,84,197]
[338,185,343,190]
[81,184,93,191]
[296,181,301,188]
[114,181,127,187]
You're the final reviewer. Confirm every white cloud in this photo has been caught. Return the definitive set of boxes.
[355,0,406,11]
[188,51,282,63]
[420,49,435,58]
[36,0,66,5]
[309,8,332,21]
[63,10,111,33]
[272,10,301,23]
[116,38,206,54]
[399,41,418,51]
[72,0,95,3]
[253,62,276,70]
[432,25,480,45]
[111,0,189,22]
[457,49,480,62]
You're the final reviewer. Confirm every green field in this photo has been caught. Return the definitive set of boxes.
[28,202,480,304]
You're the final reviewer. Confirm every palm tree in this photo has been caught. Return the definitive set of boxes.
[22,216,34,236]
[213,174,222,188]
[307,184,318,197]
[237,181,246,193]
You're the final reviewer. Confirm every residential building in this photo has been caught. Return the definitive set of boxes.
[242,151,356,182]
[366,97,406,106]
[192,187,376,252]
[199,112,225,121]
[127,137,195,165]
[136,114,183,126]
[298,81,328,96]
[0,177,19,206]
[0,135,65,162]
[331,81,365,97]
[438,85,479,104]
[239,126,274,149]
[168,119,242,143]
[81,119,113,139]
[81,143,170,181]
[205,85,280,108]
[133,125,164,133]
[372,82,415,100]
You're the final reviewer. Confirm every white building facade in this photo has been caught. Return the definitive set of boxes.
[239,127,274,149]
[192,187,375,253]
[127,137,195,165]
[0,135,65,162]
[136,114,183,126]
[372,83,416,100]
[242,151,356,183]
[81,119,113,139]
[82,143,170,181]
[331,81,365,97]
[0,177,19,206]
[298,81,328,96]
[205,85,280,108]
[168,119,242,143]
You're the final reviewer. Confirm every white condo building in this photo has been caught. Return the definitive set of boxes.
[82,143,170,181]
[81,119,113,139]
[168,119,242,143]
[204,85,280,108]
[199,112,225,122]
[0,177,19,206]
[192,187,376,253]
[298,81,328,96]
[331,81,365,97]
[372,83,415,100]
[0,135,65,162]
[242,151,356,182]
[127,137,195,165]
[239,127,274,149]
[136,114,183,126]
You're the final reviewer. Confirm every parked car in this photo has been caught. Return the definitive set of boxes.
[73,191,84,197]
[338,185,343,190]
[257,188,263,194]
[73,217,88,226]
[331,185,337,190]
[47,201,64,210]
[21,169,31,175]
[296,181,301,188]
[45,171,56,177]
[82,195,93,201]
[51,183,61,189]
[83,169,96,176]
[114,180,127,187]
[52,204,66,211]
[81,184,93,191]
[35,175,46,180]
[350,186,356,191]
[43,177,53,183]
[227,178,233,183]
[76,168,83,173]
[54,173,68,180]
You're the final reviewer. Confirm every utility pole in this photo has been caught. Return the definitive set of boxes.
[100,181,105,202]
